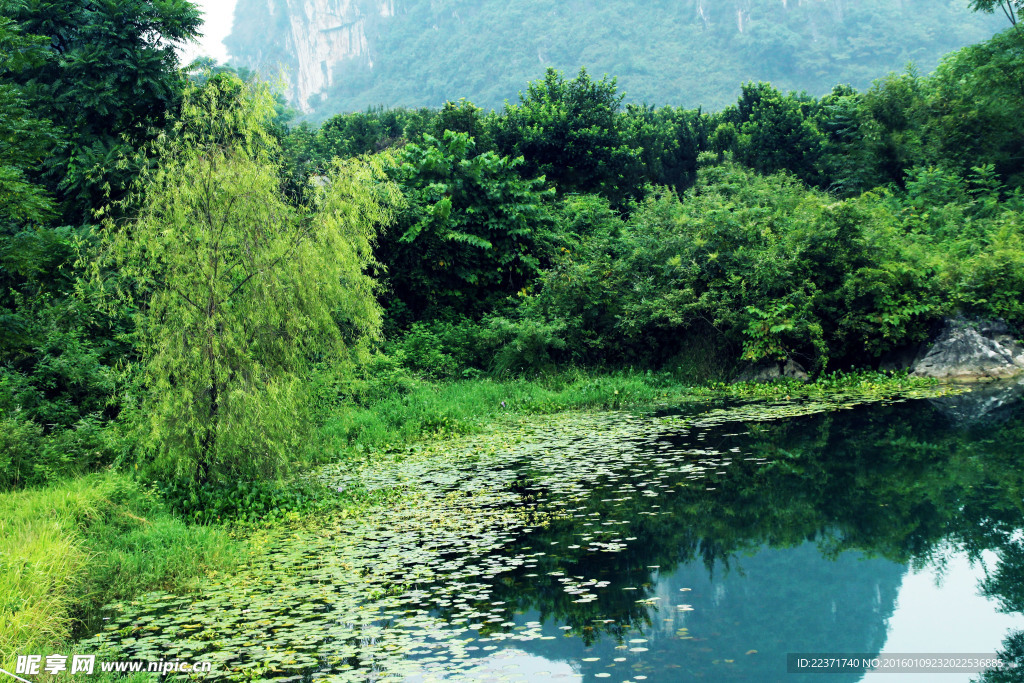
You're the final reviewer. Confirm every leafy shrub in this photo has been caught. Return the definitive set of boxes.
[379,130,557,322]
[507,164,976,373]
[481,316,568,375]
[338,352,424,407]
[0,413,41,489]
[158,477,337,525]
[390,322,461,379]
[0,367,123,489]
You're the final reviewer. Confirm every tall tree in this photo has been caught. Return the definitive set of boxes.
[0,0,200,464]
[380,130,555,323]
[491,68,643,210]
[732,82,824,185]
[0,16,56,227]
[100,76,395,486]
[621,104,700,192]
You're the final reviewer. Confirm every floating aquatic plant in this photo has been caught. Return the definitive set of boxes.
[80,387,963,680]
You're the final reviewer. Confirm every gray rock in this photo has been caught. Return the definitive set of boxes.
[910,317,1024,381]
[735,358,809,383]
[926,376,1024,426]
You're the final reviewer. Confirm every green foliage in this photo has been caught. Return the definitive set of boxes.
[429,99,491,146]
[158,477,338,525]
[319,367,940,472]
[0,16,56,226]
[733,83,824,185]
[0,16,122,426]
[320,371,674,459]
[850,67,932,191]
[99,76,393,488]
[380,130,556,321]
[0,412,41,489]
[481,316,569,376]
[0,299,126,488]
[742,301,799,362]
[0,0,202,492]
[316,107,409,160]
[0,407,120,490]
[337,352,425,407]
[491,68,644,208]
[389,323,462,380]
[813,85,867,195]
[621,104,700,192]
[927,28,1024,186]
[505,164,953,371]
[1,0,200,222]
[383,320,490,381]
[806,28,1024,195]
[969,0,1023,25]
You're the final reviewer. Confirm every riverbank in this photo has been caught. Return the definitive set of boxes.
[0,370,952,672]
[0,474,240,674]
[318,369,949,465]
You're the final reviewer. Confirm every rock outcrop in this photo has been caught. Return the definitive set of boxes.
[881,318,1024,382]
[228,0,398,112]
[910,318,1024,381]
[734,358,809,383]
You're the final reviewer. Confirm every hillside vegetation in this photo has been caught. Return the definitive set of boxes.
[226,0,1002,120]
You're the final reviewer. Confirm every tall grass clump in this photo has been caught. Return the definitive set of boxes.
[322,370,692,458]
[0,473,239,669]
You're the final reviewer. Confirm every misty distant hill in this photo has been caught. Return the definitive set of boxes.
[225,0,1003,121]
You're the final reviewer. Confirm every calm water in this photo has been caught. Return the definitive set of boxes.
[418,383,1024,683]
[86,381,1024,682]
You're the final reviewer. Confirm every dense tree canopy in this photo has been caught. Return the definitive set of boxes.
[492,68,644,209]
[0,16,55,227]
[4,0,1024,495]
[379,131,555,324]
[1,0,201,222]
[1,0,202,488]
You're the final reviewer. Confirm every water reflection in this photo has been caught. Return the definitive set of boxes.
[462,383,1024,682]
[82,383,1024,682]
[488,543,902,682]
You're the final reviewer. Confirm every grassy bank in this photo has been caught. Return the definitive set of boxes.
[0,473,240,671]
[320,369,944,463]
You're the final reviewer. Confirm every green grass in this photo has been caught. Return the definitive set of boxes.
[0,472,240,671]
[319,368,942,462]
[321,371,668,455]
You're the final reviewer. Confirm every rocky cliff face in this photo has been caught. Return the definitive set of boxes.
[227,0,397,112]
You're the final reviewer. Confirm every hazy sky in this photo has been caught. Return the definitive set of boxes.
[177,0,239,64]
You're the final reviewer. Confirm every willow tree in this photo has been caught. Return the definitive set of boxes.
[102,75,395,486]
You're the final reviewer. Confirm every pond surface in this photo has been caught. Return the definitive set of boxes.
[83,381,1024,682]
